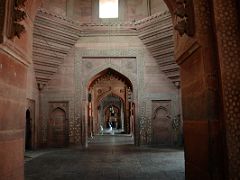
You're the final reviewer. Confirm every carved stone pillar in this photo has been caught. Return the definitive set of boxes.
[212,0,240,179]
[176,0,226,179]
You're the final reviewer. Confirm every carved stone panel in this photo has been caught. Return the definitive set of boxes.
[174,0,195,36]
[48,102,69,147]
[151,100,172,145]
[6,0,26,39]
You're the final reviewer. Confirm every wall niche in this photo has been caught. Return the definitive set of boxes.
[48,102,69,147]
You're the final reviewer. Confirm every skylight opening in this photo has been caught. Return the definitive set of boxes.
[99,0,118,18]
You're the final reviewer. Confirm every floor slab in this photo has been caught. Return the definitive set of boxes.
[25,135,185,180]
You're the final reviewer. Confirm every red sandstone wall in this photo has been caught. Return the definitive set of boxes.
[44,49,75,93]
[39,49,75,145]
[0,53,27,180]
[0,1,41,179]
[144,51,177,94]
[144,50,181,145]
[26,64,40,149]
[39,35,180,146]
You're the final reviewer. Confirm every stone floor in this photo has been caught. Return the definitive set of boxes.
[25,135,185,180]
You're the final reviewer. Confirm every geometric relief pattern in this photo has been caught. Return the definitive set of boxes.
[48,107,68,147]
[151,100,172,145]
[41,97,74,146]
[139,102,150,144]
[214,0,240,178]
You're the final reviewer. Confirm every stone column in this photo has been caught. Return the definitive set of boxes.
[0,1,35,179]
[212,0,240,179]
[175,0,226,179]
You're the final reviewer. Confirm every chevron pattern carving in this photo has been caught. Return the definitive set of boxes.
[33,9,180,87]
[136,12,180,86]
[33,9,80,86]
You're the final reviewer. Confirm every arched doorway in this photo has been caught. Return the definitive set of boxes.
[87,68,135,138]
[25,109,32,150]
[104,104,120,129]
[99,95,125,133]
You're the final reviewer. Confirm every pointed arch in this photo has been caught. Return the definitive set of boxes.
[87,68,133,91]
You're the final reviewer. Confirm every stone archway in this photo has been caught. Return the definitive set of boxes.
[103,104,120,128]
[86,68,134,137]
[100,94,126,133]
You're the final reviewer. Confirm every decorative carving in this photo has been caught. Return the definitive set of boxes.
[0,0,6,43]
[213,0,240,178]
[13,22,25,38]
[174,20,187,36]
[175,4,186,18]
[14,9,26,22]
[15,0,27,7]
[151,101,172,145]
[7,0,26,39]
[174,0,195,36]
[172,114,181,130]
[37,82,45,91]
[97,89,103,95]
[48,107,68,147]
[136,12,180,86]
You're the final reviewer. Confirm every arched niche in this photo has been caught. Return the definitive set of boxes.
[100,95,123,129]
[48,107,69,147]
[152,106,172,145]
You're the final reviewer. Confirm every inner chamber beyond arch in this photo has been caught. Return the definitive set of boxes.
[87,68,134,136]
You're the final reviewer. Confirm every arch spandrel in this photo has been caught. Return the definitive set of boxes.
[83,65,137,99]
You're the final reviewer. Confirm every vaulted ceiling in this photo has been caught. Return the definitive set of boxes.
[33,9,80,85]
[136,12,180,85]
[33,9,179,87]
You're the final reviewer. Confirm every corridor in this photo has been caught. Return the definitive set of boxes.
[25,135,184,180]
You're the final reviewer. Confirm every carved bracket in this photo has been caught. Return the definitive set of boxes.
[15,0,27,7]
[7,0,27,39]
[0,1,6,43]
[37,82,45,91]
[174,0,195,37]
